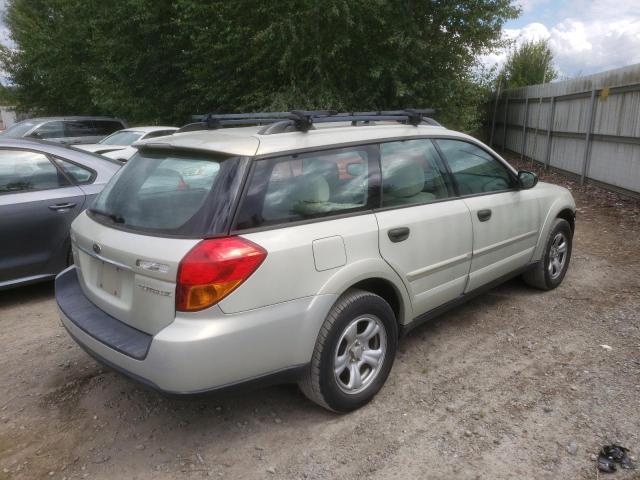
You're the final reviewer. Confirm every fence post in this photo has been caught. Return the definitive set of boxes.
[532,95,543,164]
[502,94,509,151]
[520,97,529,161]
[581,88,597,185]
[489,80,502,147]
[544,96,556,170]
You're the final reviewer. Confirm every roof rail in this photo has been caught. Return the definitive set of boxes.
[177,109,440,134]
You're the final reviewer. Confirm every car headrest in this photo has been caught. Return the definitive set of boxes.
[383,160,425,198]
[293,174,330,204]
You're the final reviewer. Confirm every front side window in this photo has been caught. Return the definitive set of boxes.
[33,121,65,139]
[380,139,453,207]
[436,139,514,195]
[0,150,69,193]
[53,157,95,184]
[234,146,373,230]
[90,150,237,236]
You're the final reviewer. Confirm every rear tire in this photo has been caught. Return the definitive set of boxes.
[299,289,398,412]
[523,218,572,290]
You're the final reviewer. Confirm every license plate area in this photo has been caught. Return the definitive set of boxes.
[98,261,122,298]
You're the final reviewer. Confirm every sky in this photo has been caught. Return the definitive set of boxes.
[0,1,638,81]
[481,0,640,78]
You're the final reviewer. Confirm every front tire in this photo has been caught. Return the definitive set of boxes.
[523,218,572,290]
[299,289,398,412]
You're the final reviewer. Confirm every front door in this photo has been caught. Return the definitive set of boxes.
[435,139,541,292]
[375,139,473,317]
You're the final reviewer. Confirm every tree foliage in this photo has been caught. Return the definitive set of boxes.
[1,0,518,131]
[499,39,557,89]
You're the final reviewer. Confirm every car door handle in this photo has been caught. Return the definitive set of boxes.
[48,202,76,211]
[388,227,410,243]
[477,209,492,222]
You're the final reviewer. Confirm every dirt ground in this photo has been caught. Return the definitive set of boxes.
[1,156,639,480]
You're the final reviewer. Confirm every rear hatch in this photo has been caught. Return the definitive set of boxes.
[71,148,247,335]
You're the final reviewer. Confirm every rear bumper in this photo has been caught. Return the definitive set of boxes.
[56,267,337,394]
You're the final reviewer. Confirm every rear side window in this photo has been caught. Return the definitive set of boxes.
[0,149,70,193]
[53,157,95,184]
[381,139,454,207]
[234,146,375,230]
[436,139,514,195]
[89,150,242,236]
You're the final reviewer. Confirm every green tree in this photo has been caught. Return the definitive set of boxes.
[1,0,519,131]
[499,38,557,89]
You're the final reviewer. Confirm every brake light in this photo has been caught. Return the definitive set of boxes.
[176,237,267,312]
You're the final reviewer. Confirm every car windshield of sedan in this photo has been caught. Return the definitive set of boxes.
[0,121,38,138]
[100,130,144,145]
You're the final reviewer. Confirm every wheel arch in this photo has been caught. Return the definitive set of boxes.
[348,278,405,329]
[317,258,413,326]
[532,196,576,261]
[556,208,575,234]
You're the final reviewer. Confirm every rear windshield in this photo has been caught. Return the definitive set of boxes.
[89,149,245,237]
[100,130,143,145]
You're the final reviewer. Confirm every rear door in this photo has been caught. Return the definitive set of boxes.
[374,139,473,317]
[0,149,85,284]
[435,139,541,292]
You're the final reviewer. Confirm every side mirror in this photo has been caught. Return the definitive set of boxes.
[518,170,538,189]
[28,131,41,139]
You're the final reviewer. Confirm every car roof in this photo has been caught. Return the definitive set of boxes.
[137,123,478,157]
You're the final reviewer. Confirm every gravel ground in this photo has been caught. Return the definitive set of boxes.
[1,159,639,480]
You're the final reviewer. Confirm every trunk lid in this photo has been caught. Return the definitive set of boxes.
[71,212,199,335]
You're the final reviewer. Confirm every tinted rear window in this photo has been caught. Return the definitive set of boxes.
[89,150,244,237]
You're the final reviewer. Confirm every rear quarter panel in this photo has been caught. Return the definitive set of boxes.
[223,214,412,322]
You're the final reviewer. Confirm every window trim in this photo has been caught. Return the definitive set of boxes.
[230,143,381,234]
[0,147,75,195]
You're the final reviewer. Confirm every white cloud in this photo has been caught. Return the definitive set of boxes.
[480,0,640,78]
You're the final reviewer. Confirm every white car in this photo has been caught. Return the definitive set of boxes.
[76,126,178,161]
[55,110,576,412]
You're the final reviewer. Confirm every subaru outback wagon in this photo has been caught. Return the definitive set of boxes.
[55,110,575,412]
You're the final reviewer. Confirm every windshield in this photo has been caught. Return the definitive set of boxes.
[89,149,243,237]
[99,130,144,145]
[1,120,38,138]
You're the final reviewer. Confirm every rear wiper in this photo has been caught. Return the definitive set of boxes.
[88,208,125,224]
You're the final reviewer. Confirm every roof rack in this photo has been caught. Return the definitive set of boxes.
[177,109,440,134]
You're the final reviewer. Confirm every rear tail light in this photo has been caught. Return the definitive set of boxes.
[176,237,267,312]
